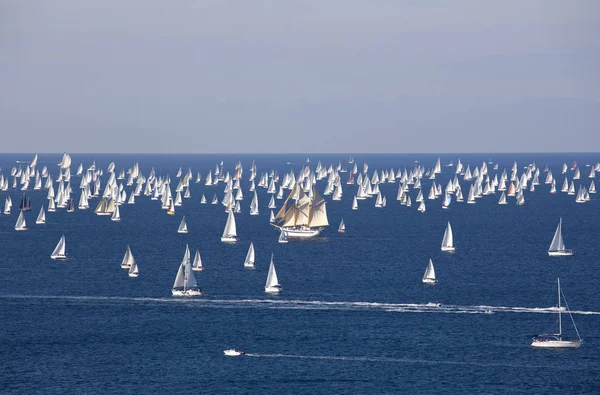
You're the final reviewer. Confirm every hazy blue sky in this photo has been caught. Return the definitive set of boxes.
[1,1,599,153]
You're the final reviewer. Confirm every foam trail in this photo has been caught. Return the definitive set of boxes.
[1,294,599,315]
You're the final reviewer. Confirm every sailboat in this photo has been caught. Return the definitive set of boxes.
[352,196,358,210]
[531,278,582,348]
[111,204,121,221]
[548,218,573,256]
[244,242,256,269]
[422,259,437,284]
[249,191,259,215]
[50,235,67,260]
[264,254,282,294]
[272,185,329,238]
[441,222,455,252]
[338,218,346,233]
[172,245,203,296]
[192,249,204,271]
[167,199,176,215]
[36,206,46,224]
[121,245,135,269]
[177,215,188,234]
[14,210,27,231]
[498,191,507,205]
[200,194,207,204]
[128,258,139,277]
[221,209,237,242]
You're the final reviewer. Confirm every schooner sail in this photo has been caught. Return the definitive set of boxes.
[272,184,329,239]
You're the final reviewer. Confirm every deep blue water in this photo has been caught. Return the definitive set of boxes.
[1,153,599,394]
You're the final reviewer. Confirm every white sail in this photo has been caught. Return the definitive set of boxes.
[338,218,345,233]
[422,259,437,284]
[250,191,259,215]
[15,210,27,231]
[441,222,455,251]
[128,259,139,277]
[36,206,46,224]
[548,218,573,256]
[172,245,202,296]
[221,209,237,242]
[192,249,203,271]
[244,242,255,268]
[121,245,135,268]
[50,235,67,259]
[111,204,121,221]
[264,254,281,293]
[178,215,188,233]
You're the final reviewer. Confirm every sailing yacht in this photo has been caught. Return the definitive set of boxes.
[272,185,329,238]
[249,191,259,215]
[441,222,455,252]
[14,210,27,231]
[121,245,135,269]
[221,209,237,242]
[178,216,188,233]
[36,206,46,224]
[531,278,582,348]
[192,249,204,271]
[111,204,121,221]
[548,218,573,256]
[244,242,256,269]
[264,254,282,294]
[172,245,203,296]
[338,218,346,233]
[422,259,437,284]
[128,258,139,277]
[50,235,67,260]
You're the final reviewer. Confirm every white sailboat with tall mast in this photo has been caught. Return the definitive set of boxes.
[221,208,237,242]
[50,235,67,260]
[531,278,582,348]
[172,245,203,296]
[177,215,188,233]
[192,249,204,271]
[121,245,135,269]
[422,259,437,284]
[272,185,329,238]
[14,210,27,231]
[548,218,573,256]
[244,242,256,269]
[441,222,455,252]
[264,254,281,294]
[128,258,139,277]
[36,206,46,224]
[338,218,346,233]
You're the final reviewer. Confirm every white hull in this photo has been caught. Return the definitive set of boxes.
[192,267,204,272]
[531,340,581,348]
[244,263,255,269]
[441,246,455,252]
[265,285,281,294]
[177,230,188,234]
[548,250,573,256]
[223,349,245,356]
[422,278,437,284]
[221,237,237,243]
[128,272,139,278]
[280,227,322,238]
[51,255,67,260]
[172,289,204,296]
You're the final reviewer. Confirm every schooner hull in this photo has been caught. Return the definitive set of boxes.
[279,227,322,239]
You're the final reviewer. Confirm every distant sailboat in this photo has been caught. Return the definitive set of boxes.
[200,194,207,204]
[172,245,203,296]
[192,249,204,271]
[531,278,582,348]
[36,206,46,224]
[14,210,27,231]
[128,258,139,277]
[422,259,437,284]
[244,242,256,269]
[50,235,67,260]
[441,222,455,252]
[221,209,237,242]
[264,254,282,294]
[338,218,346,233]
[548,218,573,256]
[121,245,135,269]
[178,215,188,234]
[352,196,358,210]
[111,204,121,221]
[498,191,507,205]
[278,228,288,243]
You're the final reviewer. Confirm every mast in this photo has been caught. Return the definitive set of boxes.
[558,278,562,338]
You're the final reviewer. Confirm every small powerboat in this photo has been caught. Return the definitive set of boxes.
[223,349,245,357]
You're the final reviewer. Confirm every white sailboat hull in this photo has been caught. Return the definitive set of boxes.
[50,255,67,260]
[128,272,139,278]
[422,278,437,284]
[280,227,322,238]
[548,250,573,256]
[171,289,204,296]
[265,285,282,294]
[531,340,581,348]
[221,236,237,243]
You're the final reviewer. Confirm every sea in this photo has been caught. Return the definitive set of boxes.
[1,153,599,394]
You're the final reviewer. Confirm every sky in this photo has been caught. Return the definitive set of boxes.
[1,0,599,153]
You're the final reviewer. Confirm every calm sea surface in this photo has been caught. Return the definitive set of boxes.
[1,153,599,394]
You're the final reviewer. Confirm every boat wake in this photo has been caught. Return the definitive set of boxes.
[1,294,599,315]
